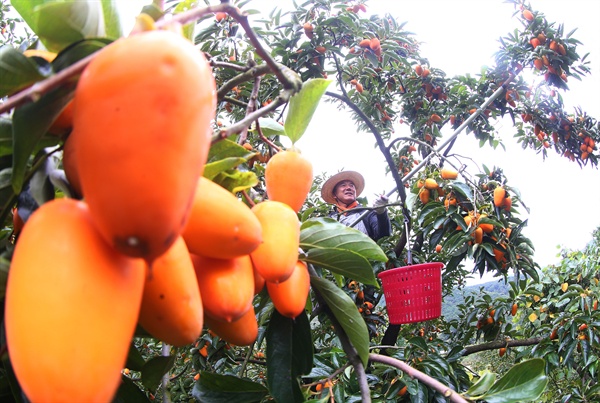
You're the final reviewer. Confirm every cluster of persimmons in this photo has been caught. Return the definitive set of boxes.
[4,28,314,403]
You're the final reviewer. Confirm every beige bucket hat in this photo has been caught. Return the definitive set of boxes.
[320,170,365,204]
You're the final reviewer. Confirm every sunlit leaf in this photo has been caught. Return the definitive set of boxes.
[251,117,286,137]
[480,358,548,403]
[284,78,331,144]
[466,370,496,397]
[302,247,377,286]
[301,218,387,262]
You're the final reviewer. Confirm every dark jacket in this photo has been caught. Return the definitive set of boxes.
[328,207,392,241]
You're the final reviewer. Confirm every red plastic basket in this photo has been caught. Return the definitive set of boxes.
[378,262,444,324]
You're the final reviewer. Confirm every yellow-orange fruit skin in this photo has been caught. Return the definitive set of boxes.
[440,168,458,180]
[250,201,300,283]
[204,307,258,347]
[72,30,216,261]
[493,186,506,208]
[182,177,262,259]
[266,261,310,318]
[265,150,314,212]
[191,254,255,323]
[138,236,203,347]
[5,198,145,403]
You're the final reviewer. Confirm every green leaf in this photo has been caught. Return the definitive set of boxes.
[211,169,259,194]
[310,276,370,367]
[52,38,112,73]
[301,218,388,262]
[207,138,255,163]
[253,117,286,137]
[466,371,496,397]
[0,118,13,157]
[100,0,123,39]
[10,0,44,33]
[449,181,474,201]
[124,342,146,372]
[141,355,175,392]
[480,358,548,403]
[265,310,313,403]
[284,78,331,144]
[0,46,48,98]
[203,158,247,179]
[173,0,199,41]
[11,85,74,193]
[31,1,108,52]
[192,372,268,403]
[302,247,378,286]
[113,375,151,403]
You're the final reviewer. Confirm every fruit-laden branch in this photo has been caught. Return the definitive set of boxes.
[460,336,544,356]
[0,2,301,115]
[369,353,469,403]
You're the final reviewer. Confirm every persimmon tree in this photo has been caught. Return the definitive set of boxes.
[0,0,598,402]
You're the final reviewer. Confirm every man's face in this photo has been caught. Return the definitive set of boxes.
[333,180,357,205]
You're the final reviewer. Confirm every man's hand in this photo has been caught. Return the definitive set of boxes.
[373,195,388,214]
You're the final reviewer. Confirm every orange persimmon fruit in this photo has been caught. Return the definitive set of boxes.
[265,149,314,212]
[5,198,145,403]
[191,253,255,323]
[182,177,262,259]
[204,307,259,346]
[138,236,203,346]
[266,261,310,318]
[250,201,300,283]
[72,30,216,261]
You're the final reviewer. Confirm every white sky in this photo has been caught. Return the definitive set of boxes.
[117,0,600,282]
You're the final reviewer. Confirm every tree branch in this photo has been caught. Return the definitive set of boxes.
[460,336,544,356]
[369,353,469,403]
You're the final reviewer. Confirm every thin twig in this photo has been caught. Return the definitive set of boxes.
[369,353,469,403]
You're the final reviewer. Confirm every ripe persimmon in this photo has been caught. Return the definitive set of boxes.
[473,227,483,244]
[138,236,203,346]
[265,149,314,212]
[418,188,430,204]
[424,178,438,190]
[191,253,255,323]
[182,177,262,259]
[5,198,145,403]
[511,303,518,316]
[522,9,534,21]
[204,307,258,346]
[72,30,216,261]
[440,168,458,180]
[493,186,506,208]
[266,261,310,318]
[250,201,300,283]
